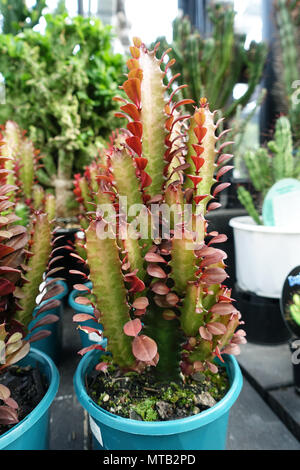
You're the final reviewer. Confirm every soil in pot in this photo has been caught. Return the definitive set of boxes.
[87,360,229,422]
[0,365,47,436]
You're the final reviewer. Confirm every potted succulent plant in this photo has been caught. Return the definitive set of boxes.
[0,159,60,449]
[230,116,300,343]
[73,39,245,451]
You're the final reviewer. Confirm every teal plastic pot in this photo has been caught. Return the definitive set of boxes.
[0,348,59,450]
[68,282,106,349]
[74,350,243,450]
[27,280,68,364]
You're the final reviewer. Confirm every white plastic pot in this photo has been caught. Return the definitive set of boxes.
[229,216,300,299]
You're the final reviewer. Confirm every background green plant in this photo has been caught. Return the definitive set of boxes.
[0,0,46,35]
[0,13,125,217]
[153,1,267,120]
[237,116,300,224]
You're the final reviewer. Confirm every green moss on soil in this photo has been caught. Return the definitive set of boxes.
[87,358,230,422]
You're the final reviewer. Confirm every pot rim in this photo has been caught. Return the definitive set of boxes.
[0,348,60,448]
[73,349,243,436]
[229,216,300,234]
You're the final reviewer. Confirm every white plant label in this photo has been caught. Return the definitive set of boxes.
[89,415,103,447]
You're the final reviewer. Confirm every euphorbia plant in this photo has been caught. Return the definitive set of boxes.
[0,121,56,225]
[0,143,63,426]
[73,39,246,385]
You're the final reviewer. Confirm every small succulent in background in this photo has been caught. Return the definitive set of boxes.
[237,115,300,224]
[72,39,246,382]
[0,138,63,426]
[0,121,56,225]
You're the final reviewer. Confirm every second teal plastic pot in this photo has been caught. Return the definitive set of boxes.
[68,282,106,349]
[0,348,59,450]
[27,279,68,364]
[74,350,243,450]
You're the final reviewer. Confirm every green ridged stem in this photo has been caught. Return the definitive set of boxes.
[85,220,135,369]
[139,50,168,197]
[268,116,294,181]
[143,303,184,382]
[169,235,197,296]
[237,186,262,225]
[16,213,52,329]
[180,284,205,336]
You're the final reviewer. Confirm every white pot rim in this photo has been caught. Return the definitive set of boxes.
[229,216,300,235]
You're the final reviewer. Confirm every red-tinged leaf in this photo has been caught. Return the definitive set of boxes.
[194,194,209,205]
[208,234,228,245]
[127,121,143,139]
[222,344,241,355]
[0,278,15,295]
[69,270,88,279]
[126,136,142,157]
[0,244,14,259]
[70,252,86,263]
[192,144,205,156]
[0,266,20,274]
[171,99,195,113]
[144,252,166,263]
[40,284,65,303]
[140,170,152,189]
[0,384,10,401]
[29,314,59,332]
[217,154,233,165]
[194,110,206,126]
[134,308,146,316]
[201,267,228,285]
[28,330,51,343]
[73,284,90,292]
[151,282,170,295]
[73,313,96,322]
[0,184,18,196]
[216,165,234,181]
[147,264,167,279]
[166,292,179,306]
[120,103,140,121]
[75,296,91,306]
[78,344,105,356]
[114,112,130,121]
[135,157,148,171]
[132,297,149,310]
[200,250,227,268]
[133,36,142,47]
[210,302,237,315]
[194,126,207,142]
[4,397,18,409]
[231,334,247,345]
[130,46,140,59]
[212,182,231,198]
[206,322,227,335]
[128,68,143,81]
[0,406,19,425]
[193,361,205,372]
[126,58,139,70]
[199,326,212,341]
[34,299,61,316]
[132,335,158,362]
[162,309,177,321]
[186,174,203,188]
[235,329,247,337]
[207,362,218,374]
[191,156,205,172]
[123,318,142,337]
[78,326,102,336]
[218,141,234,153]
[127,275,145,294]
[123,79,141,107]
[45,267,64,279]
[207,202,222,211]
[95,362,109,372]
